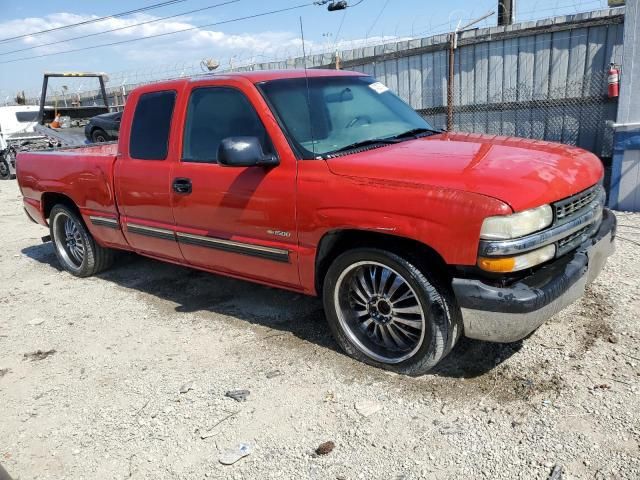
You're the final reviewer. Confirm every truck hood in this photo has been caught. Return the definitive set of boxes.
[325,132,604,212]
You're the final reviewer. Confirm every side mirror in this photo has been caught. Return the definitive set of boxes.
[217,137,279,167]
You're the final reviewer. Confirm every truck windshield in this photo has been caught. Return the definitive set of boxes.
[15,111,39,123]
[259,76,436,158]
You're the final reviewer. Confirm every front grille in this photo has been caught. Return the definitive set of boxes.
[556,220,599,256]
[552,183,603,256]
[478,183,605,261]
[554,185,600,222]
[557,225,589,249]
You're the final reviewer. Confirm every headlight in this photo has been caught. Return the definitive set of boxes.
[478,244,556,273]
[480,204,553,240]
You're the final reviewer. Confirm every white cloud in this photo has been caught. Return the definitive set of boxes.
[0,10,404,93]
[0,12,306,62]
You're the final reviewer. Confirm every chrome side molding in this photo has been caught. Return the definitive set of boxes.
[176,232,290,263]
[126,223,175,241]
[90,216,120,229]
[124,223,290,263]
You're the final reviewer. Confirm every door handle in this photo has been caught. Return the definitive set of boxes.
[172,178,192,194]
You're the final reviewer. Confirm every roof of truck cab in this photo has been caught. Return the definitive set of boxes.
[191,69,363,84]
[131,69,366,94]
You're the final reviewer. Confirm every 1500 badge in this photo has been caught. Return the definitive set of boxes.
[267,229,291,238]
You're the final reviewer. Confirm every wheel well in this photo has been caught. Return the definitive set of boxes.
[315,229,450,294]
[41,192,80,221]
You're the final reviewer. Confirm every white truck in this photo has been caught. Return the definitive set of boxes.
[0,105,42,179]
[0,104,65,179]
[0,133,13,179]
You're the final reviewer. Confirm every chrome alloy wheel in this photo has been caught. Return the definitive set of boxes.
[334,261,426,364]
[53,212,85,268]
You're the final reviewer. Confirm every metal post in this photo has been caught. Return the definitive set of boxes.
[447,32,455,130]
[37,75,49,124]
[98,75,109,108]
[446,10,496,131]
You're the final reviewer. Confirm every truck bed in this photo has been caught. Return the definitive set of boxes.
[17,142,120,227]
[34,125,89,147]
[42,142,118,156]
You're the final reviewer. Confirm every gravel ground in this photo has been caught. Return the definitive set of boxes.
[1,179,639,480]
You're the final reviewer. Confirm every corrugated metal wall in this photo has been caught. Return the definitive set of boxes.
[244,8,625,157]
[76,8,625,157]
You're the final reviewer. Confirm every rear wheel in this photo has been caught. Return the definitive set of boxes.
[49,204,114,277]
[323,248,461,375]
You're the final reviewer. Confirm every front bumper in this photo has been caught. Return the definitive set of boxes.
[452,208,616,343]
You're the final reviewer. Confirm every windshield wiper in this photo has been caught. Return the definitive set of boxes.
[323,137,401,157]
[322,127,444,158]
[388,127,442,140]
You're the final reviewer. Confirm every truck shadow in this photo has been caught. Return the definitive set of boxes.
[22,244,519,379]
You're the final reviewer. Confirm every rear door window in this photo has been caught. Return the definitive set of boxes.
[130,91,176,160]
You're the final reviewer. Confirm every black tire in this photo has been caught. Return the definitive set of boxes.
[91,128,109,143]
[0,157,10,180]
[49,204,115,277]
[322,248,462,376]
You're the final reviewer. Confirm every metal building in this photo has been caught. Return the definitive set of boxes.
[609,0,640,211]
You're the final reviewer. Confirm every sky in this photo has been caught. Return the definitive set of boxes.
[0,0,612,100]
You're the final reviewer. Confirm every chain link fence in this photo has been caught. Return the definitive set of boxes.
[55,66,619,162]
[418,71,617,158]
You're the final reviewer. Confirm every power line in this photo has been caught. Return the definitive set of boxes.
[365,0,390,39]
[332,9,348,51]
[0,0,240,57]
[0,3,314,65]
[0,0,188,44]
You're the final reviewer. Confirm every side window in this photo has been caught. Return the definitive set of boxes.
[182,87,273,163]
[130,90,176,160]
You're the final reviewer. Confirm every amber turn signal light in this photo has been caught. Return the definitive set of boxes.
[478,244,556,273]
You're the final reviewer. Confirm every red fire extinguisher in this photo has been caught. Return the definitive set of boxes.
[608,63,620,98]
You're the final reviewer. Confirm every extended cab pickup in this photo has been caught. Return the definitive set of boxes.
[17,69,616,375]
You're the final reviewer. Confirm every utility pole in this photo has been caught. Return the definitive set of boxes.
[447,10,495,130]
[498,0,515,26]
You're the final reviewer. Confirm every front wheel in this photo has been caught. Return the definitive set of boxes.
[49,204,115,277]
[323,248,461,376]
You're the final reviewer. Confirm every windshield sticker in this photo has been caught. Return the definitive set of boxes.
[369,82,389,94]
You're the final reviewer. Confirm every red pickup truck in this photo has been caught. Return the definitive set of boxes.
[17,69,615,375]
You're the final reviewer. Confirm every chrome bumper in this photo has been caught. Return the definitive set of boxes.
[452,208,616,343]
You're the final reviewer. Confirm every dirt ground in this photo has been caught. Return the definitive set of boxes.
[1,179,639,480]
